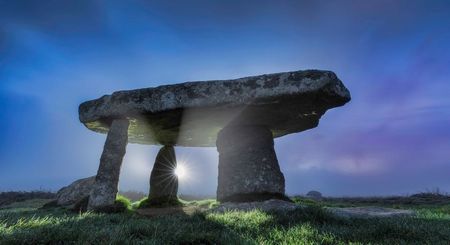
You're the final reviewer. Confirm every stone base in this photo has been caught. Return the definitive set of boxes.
[216,126,286,202]
[148,146,178,202]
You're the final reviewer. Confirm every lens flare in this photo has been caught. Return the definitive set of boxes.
[174,164,187,179]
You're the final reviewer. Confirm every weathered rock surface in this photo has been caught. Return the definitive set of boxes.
[88,119,129,211]
[216,126,286,202]
[327,207,416,218]
[79,70,351,147]
[56,176,95,206]
[212,199,300,213]
[148,146,178,204]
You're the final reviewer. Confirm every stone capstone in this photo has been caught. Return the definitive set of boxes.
[79,70,351,147]
[216,125,286,202]
[148,146,178,203]
[88,119,129,211]
[56,176,95,206]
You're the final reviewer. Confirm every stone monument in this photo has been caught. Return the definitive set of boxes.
[79,70,350,210]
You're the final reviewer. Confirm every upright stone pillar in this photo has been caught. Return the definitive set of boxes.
[88,119,129,211]
[216,125,286,202]
[147,146,179,205]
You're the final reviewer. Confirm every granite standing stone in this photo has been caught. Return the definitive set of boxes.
[148,146,178,203]
[216,126,286,202]
[88,119,129,210]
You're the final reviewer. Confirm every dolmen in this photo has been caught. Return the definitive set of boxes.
[79,70,351,211]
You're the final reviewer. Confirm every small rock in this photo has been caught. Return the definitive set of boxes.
[56,176,95,206]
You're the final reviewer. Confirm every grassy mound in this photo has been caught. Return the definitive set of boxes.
[136,196,184,209]
[116,195,132,210]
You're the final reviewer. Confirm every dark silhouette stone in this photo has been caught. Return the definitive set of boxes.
[148,146,179,205]
[216,126,285,202]
[88,119,129,211]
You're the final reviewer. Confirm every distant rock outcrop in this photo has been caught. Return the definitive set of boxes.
[56,176,95,206]
[306,190,323,200]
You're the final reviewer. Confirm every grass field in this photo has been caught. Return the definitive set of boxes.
[0,195,449,244]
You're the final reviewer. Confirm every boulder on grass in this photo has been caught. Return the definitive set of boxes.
[56,176,95,206]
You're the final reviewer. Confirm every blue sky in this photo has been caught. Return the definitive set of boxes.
[1,0,449,196]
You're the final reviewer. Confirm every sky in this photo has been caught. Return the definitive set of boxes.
[1,0,449,196]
